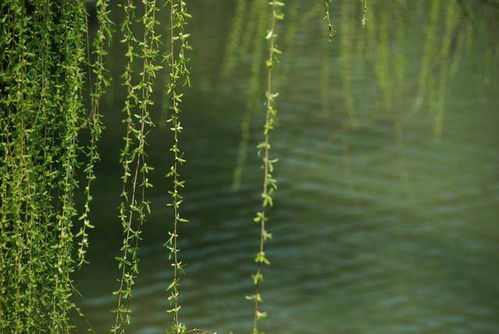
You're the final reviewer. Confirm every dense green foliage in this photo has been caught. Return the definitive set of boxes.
[0,0,95,331]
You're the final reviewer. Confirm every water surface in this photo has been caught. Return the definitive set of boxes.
[76,1,499,333]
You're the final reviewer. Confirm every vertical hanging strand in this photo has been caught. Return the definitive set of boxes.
[35,2,66,325]
[0,0,9,323]
[24,0,54,329]
[413,0,440,113]
[165,0,191,332]
[113,0,160,332]
[239,0,264,65]
[433,0,460,137]
[250,1,284,333]
[361,0,368,28]
[373,4,392,110]
[0,0,12,328]
[394,0,406,93]
[323,0,334,41]
[231,0,267,190]
[278,3,320,88]
[0,0,32,331]
[392,1,410,198]
[222,0,248,77]
[112,0,138,329]
[339,0,358,127]
[321,7,332,115]
[77,0,112,267]
[51,0,87,331]
[39,0,65,326]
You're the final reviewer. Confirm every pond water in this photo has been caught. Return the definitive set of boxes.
[75,1,499,333]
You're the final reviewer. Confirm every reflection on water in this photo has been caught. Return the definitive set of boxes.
[76,1,499,333]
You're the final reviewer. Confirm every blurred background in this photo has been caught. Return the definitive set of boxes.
[76,0,499,333]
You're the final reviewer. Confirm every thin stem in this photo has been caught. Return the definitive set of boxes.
[165,0,191,332]
[251,1,284,333]
[323,0,334,40]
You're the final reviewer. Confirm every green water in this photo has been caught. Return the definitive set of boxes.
[75,1,499,333]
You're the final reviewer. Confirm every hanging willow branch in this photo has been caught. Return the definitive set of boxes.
[0,1,36,331]
[51,1,89,331]
[339,0,359,128]
[413,0,441,114]
[323,0,334,40]
[361,0,368,28]
[112,1,139,329]
[77,0,112,268]
[222,0,248,77]
[248,1,284,333]
[232,0,268,190]
[164,0,191,333]
[432,0,462,136]
[112,0,160,332]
